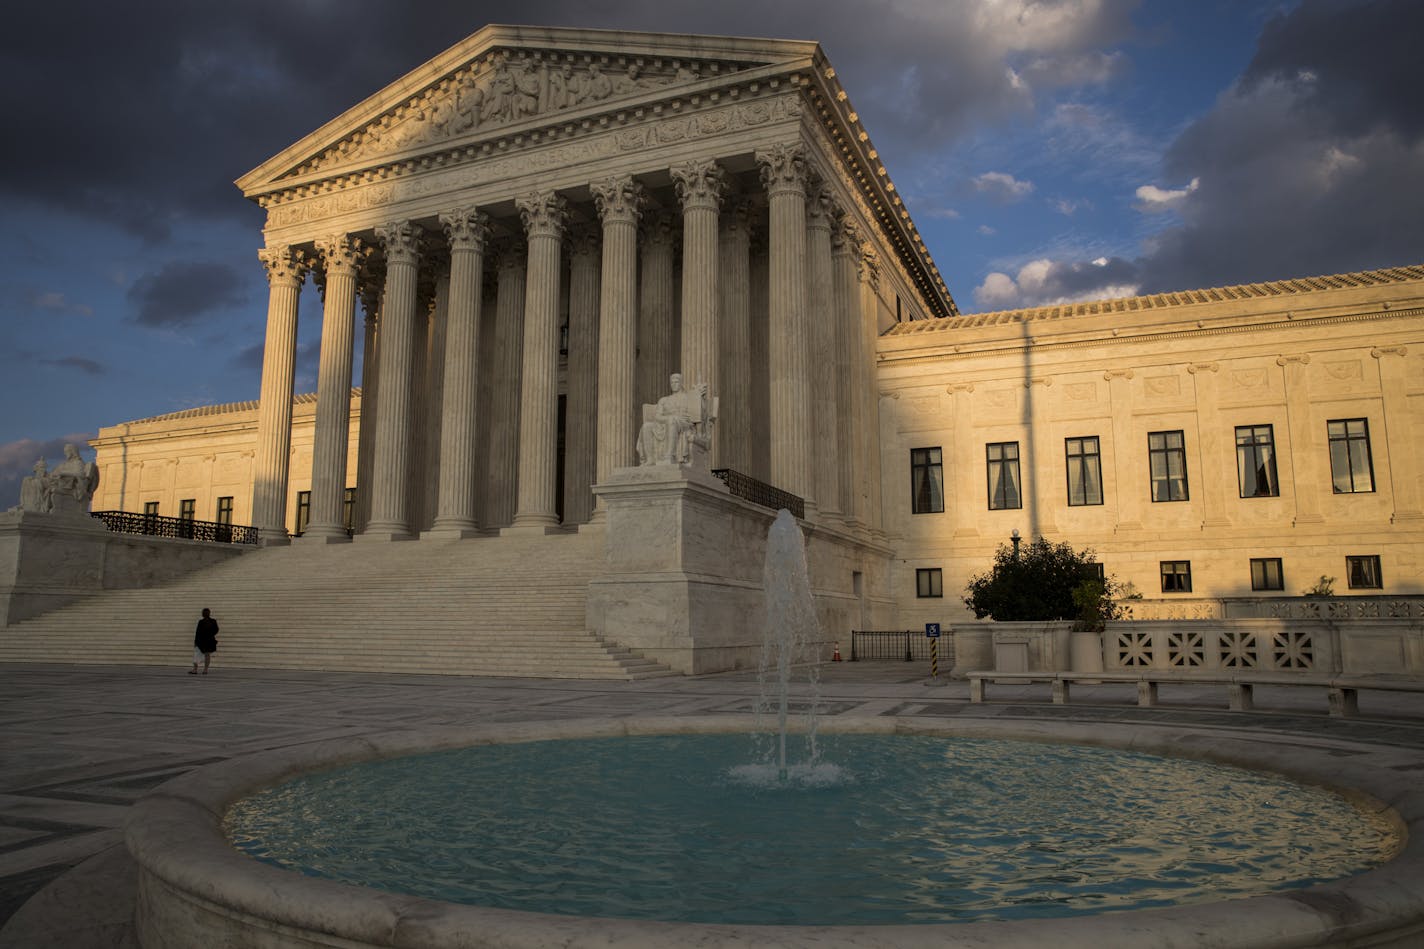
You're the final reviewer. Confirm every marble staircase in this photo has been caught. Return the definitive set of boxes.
[0,530,677,679]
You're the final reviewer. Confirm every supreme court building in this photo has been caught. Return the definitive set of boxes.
[86,25,1424,658]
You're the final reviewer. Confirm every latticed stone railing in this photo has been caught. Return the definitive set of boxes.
[1110,626,1323,672]
[91,511,259,546]
[1122,596,1424,622]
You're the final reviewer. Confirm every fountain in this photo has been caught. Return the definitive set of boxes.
[124,510,1424,946]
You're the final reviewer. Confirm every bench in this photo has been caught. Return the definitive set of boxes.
[965,670,1424,718]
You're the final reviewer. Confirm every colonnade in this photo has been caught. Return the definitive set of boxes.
[251,144,888,543]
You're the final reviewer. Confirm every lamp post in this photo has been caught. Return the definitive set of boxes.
[1011,528,1021,561]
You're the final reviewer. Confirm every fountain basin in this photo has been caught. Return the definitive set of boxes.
[127,715,1424,948]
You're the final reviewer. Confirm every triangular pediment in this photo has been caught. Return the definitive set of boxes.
[237,25,817,196]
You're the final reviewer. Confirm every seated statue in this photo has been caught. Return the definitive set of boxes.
[16,459,52,513]
[45,443,99,515]
[636,373,716,467]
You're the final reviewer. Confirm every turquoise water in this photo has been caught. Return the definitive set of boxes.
[225,734,1396,925]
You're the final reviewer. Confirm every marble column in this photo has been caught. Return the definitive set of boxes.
[672,159,725,408]
[362,220,423,541]
[831,216,860,522]
[354,267,383,533]
[304,234,364,542]
[563,226,601,525]
[428,207,489,537]
[637,212,677,407]
[806,183,841,517]
[508,191,567,533]
[252,244,306,543]
[473,277,499,529]
[718,199,752,474]
[1373,346,1422,523]
[748,226,771,482]
[591,176,643,510]
[486,244,526,529]
[757,142,814,506]
[855,242,884,531]
[406,275,438,533]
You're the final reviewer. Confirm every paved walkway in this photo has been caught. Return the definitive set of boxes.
[4,661,1424,947]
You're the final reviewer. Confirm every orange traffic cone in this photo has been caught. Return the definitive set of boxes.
[832,641,843,662]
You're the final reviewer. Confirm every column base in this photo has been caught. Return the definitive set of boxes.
[297,527,352,544]
[501,516,563,537]
[257,532,291,548]
[422,523,483,540]
[354,526,415,543]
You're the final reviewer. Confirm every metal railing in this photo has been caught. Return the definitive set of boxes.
[92,511,260,546]
[850,629,952,664]
[710,469,805,519]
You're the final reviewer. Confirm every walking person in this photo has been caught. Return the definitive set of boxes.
[190,608,219,675]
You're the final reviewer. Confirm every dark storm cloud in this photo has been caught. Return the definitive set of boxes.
[127,261,249,328]
[40,356,105,376]
[1136,0,1424,292]
[0,1,1139,244]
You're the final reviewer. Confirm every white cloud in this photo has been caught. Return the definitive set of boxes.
[1134,177,1200,213]
[972,256,1141,310]
[978,224,997,235]
[972,171,1035,202]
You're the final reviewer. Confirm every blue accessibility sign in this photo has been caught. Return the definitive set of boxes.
[925,623,941,638]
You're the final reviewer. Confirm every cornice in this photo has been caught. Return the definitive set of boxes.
[877,306,1424,369]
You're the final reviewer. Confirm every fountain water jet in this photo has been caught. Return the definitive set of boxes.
[749,509,825,782]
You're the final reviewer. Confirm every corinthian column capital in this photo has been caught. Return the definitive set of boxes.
[591,175,645,225]
[439,207,490,251]
[671,159,727,211]
[756,142,807,197]
[375,221,424,265]
[258,244,307,286]
[314,234,366,277]
[856,244,880,288]
[806,181,837,231]
[832,215,861,255]
[516,191,568,239]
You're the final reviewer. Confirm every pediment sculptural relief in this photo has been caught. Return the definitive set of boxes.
[299,51,746,177]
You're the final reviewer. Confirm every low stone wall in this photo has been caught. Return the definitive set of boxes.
[0,510,249,626]
[1101,618,1424,675]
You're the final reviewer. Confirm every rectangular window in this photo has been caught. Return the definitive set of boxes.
[1149,430,1189,502]
[1235,425,1279,498]
[143,501,159,517]
[215,497,234,525]
[294,491,311,537]
[1346,555,1382,589]
[1250,558,1284,591]
[986,441,1022,510]
[1065,436,1103,506]
[916,568,943,598]
[1328,419,1375,494]
[343,488,357,533]
[179,499,195,520]
[1160,560,1192,593]
[910,448,944,514]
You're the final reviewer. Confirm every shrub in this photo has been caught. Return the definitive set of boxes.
[963,536,1126,629]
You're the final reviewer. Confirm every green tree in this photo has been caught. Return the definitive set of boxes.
[963,536,1123,628]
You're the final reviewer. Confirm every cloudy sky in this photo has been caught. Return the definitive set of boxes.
[2,0,1421,505]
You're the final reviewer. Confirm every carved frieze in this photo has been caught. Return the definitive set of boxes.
[295,50,747,179]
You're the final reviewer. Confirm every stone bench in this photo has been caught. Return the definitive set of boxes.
[965,670,1424,718]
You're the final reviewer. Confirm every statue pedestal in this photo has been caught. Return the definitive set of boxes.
[587,464,769,675]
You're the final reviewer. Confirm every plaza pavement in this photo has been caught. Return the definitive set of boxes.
[4,660,1424,948]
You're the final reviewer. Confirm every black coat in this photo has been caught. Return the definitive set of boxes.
[194,617,219,653]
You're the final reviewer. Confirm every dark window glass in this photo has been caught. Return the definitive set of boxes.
[1346,555,1382,589]
[1160,560,1192,593]
[1065,436,1103,506]
[1149,430,1189,502]
[1328,419,1375,494]
[343,488,357,533]
[986,442,1022,510]
[910,448,944,514]
[294,491,311,537]
[179,499,195,520]
[1250,558,1284,591]
[916,568,943,598]
[1235,425,1279,498]
[215,496,234,525]
[143,501,159,517]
